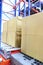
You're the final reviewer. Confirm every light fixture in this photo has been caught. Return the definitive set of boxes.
[40,0,43,2]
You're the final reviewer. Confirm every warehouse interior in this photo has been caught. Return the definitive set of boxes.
[0,0,43,65]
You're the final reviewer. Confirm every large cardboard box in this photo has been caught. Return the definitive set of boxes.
[2,17,22,47]
[2,22,8,43]
[3,22,8,32]
[7,17,22,32]
[7,17,22,47]
[21,12,43,62]
[7,32,21,47]
[2,32,7,43]
[7,18,16,32]
[7,32,16,47]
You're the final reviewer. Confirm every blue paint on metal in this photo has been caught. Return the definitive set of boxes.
[14,0,16,16]
[28,0,30,16]
[39,1,41,11]
[33,1,41,11]
[34,1,40,7]
[18,0,20,16]
[13,0,41,16]
[13,0,29,16]
[0,0,2,47]
[24,2,26,17]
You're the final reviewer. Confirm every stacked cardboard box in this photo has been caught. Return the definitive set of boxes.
[2,17,22,47]
[2,22,8,43]
[21,12,43,62]
[2,32,7,43]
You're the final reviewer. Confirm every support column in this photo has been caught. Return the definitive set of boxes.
[0,0,2,47]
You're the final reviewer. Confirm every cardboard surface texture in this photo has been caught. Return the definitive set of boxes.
[2,17,22,47]
[21,12,43,62]
[7,18,16,32]
[7,17,22,32]
[2,32,7,43]
[7,32,16,47]
[3,22,8,32]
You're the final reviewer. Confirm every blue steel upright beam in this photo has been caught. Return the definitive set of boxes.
[0,0,2,47]
[24,0,30,16]
[18,0,20,16]
[28,0,30,16]
[24,1,26,17]
[14,0,16,16]
[39,0,41,11]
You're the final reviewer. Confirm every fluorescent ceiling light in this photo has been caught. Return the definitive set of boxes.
[40,0,43,2]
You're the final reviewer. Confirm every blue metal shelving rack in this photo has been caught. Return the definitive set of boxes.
[2,0,42,18]
[0,0,2,47]
[13,0,41,17]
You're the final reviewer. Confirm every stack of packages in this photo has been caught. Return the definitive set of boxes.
[21,12,43,62]
[2,21,7,43]
[2,16,22,48]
